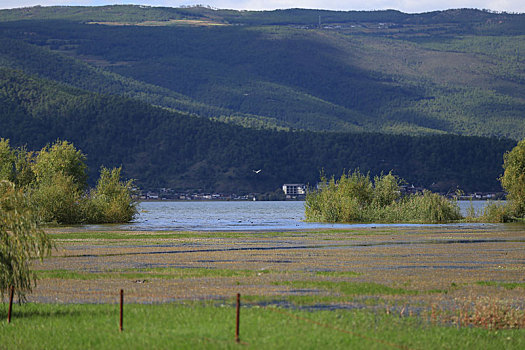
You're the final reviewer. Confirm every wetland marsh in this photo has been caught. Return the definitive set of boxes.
[34,223,525,308]
[3,202,525,349]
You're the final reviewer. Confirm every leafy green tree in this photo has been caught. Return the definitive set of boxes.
[0,139,35,189]
[0,180,52,300]
[372,172,401,208]
[31,140,87,224]
[31,172,84,224]
[501,139,525,218]
[12,147,35,189]
[33,140,88,190]
[86,167,137,223]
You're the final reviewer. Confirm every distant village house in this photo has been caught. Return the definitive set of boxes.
[282,184,306,199]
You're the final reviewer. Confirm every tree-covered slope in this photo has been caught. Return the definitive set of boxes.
[0,6,522,192]
[0,6,524,138]
[0,67,514,192]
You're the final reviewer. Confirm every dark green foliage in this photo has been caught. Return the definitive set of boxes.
[0,7,522,193]
[0,68,514,193]
[305,171,462,223]
[0,8,524,138]
[1,6,523,30]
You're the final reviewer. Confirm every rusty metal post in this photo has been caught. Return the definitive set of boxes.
[235,293,240,343]
[119,289,124,332]
[7,286,14,323]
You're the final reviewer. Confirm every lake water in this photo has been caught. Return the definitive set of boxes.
[90,200,496,231]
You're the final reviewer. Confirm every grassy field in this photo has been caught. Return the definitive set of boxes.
[2,302,524,349]
[1,225,525,348]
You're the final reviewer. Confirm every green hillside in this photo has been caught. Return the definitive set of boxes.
[0,6,523,192]
[0,6,524,138]
[0,67,514,192]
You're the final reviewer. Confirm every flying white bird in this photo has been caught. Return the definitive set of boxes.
[253,169,262,174]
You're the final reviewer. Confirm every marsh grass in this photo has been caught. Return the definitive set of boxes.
[465,201,512,223]
[429,297,525,330]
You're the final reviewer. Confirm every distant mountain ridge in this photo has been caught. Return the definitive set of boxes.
[0,6,522,192]
[0,5,524,138]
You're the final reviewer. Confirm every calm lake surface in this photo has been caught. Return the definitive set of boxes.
[93,200,496,231]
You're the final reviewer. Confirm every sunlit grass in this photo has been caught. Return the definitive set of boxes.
[1,303,524,349]
[36,267,271,280]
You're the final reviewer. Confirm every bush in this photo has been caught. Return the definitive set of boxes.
[390,190,462,223]
[305,171,372,223]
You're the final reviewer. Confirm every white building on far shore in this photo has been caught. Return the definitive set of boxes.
[282,184,306,198]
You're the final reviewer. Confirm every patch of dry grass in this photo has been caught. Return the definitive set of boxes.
[427,297,525,330]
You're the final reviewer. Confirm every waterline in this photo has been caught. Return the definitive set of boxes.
[79,200,497,231]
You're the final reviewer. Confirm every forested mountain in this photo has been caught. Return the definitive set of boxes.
[0,6,522,192]
[0,6,524,138]
[0,67,514,192]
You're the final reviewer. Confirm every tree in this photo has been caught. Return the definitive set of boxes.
[31,172,84,224]
[31,140,87,224]
[33,140,88,190]
[0,180,52,300]
[86,166,137,223]
[372,172,401,208]
[0,139,35,189]
[501,139,525,218]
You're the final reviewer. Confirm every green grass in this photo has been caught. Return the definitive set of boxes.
[476,281,525,290]
[0,303,523,349]
[36,267,269,280]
